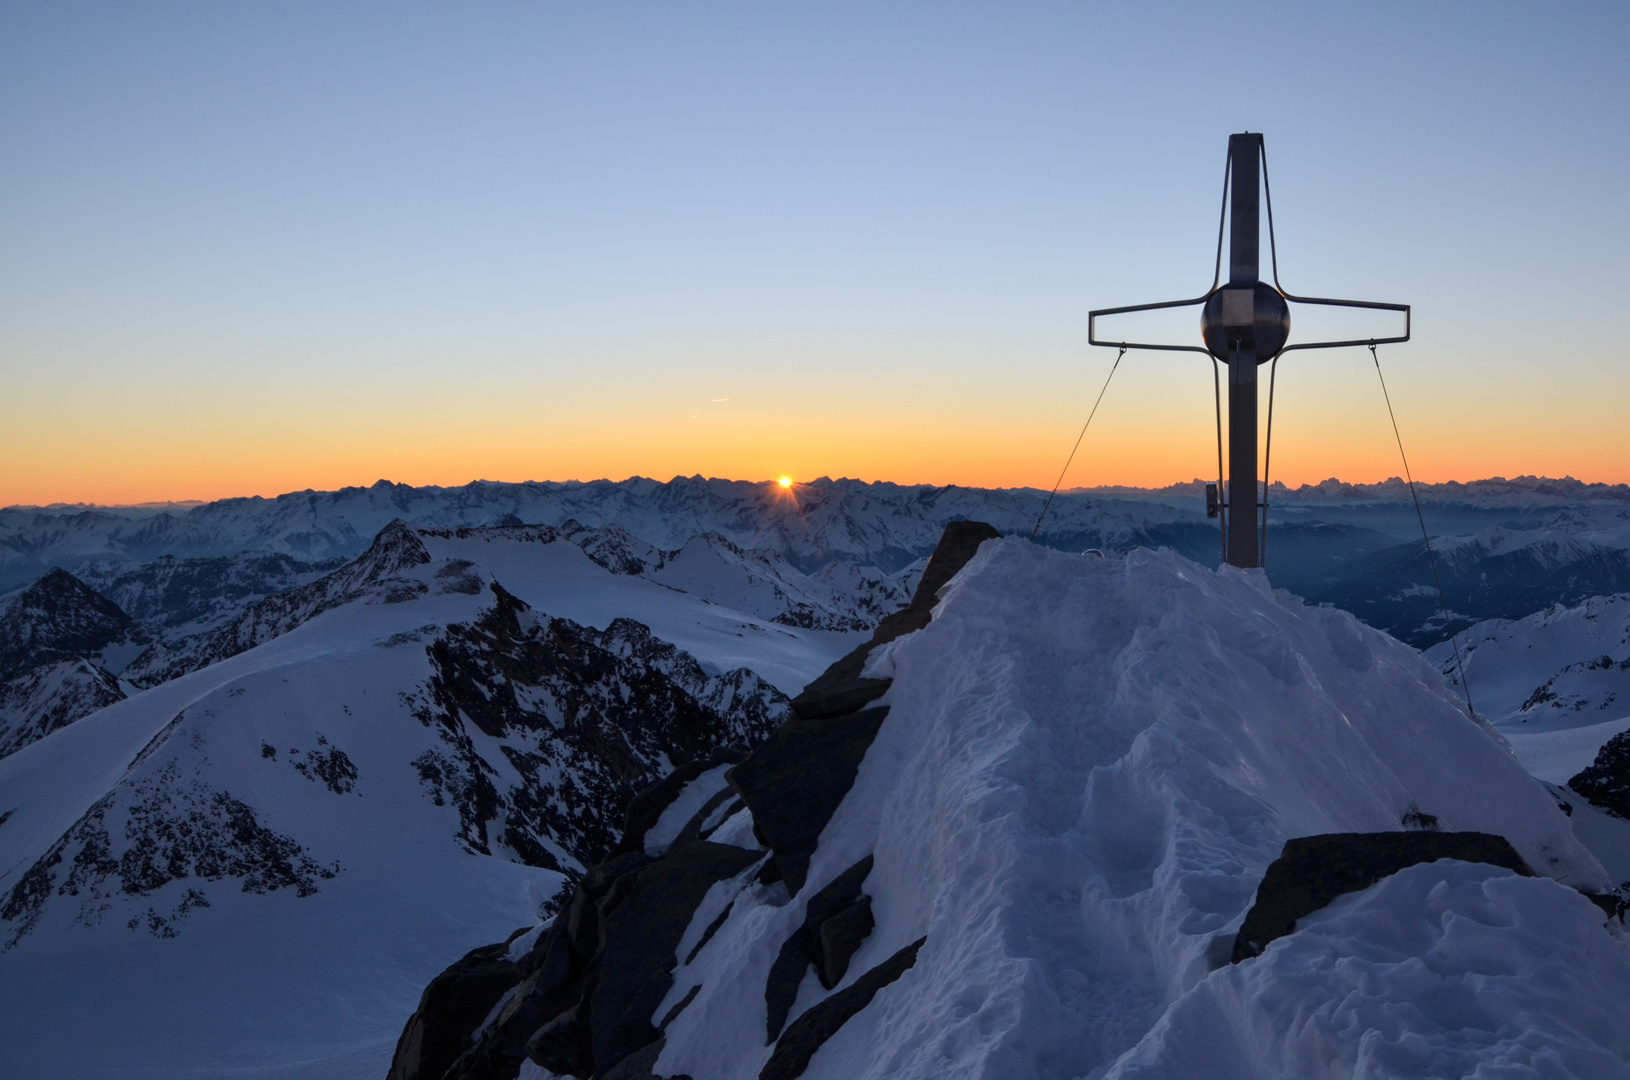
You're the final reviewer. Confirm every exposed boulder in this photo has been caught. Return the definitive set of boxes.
[1231,831,1535,963]
[1568,729,1630,819]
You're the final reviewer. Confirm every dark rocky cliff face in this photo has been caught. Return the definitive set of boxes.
[1569,730,1630,820]
[409,582,789,875]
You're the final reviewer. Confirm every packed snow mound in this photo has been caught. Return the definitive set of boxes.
[1109,861,1630,1079]
[649,541,1618,1080]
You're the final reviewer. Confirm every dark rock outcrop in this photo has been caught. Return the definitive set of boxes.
[1568,730,1630,819]
[589,841,763,1070]
[759,937,926,1080]
[387,938,524,1080]
[398,841,756,1080]
[1231,831,1535,963]
[740,521,999,894]
[788,521,999,721]
[730,709,888,897]
[612,749,746,859]
[765,856,876,1041]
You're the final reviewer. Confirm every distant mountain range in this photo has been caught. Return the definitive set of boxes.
[7,475,1628,647]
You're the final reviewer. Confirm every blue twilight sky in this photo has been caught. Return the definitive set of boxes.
[1,2,1626,504]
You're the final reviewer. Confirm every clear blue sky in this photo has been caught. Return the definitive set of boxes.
[2,2,1626,503]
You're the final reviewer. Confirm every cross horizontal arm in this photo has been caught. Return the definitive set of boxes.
[1088,291,1409,356]
[1087,293,1213,354]
[1276,294,1409,354]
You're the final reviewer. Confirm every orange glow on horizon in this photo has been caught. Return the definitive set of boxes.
[3,361,1628,507]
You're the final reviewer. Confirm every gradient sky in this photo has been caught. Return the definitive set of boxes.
[2,2,1626,506]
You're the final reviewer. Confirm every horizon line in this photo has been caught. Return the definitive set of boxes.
[6,472,1628,513]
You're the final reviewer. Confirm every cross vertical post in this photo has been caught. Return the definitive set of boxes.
[1226,132,1262,568]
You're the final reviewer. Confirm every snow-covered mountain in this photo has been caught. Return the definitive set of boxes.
[1428,593,1630,731]
[393,537,1629,1080]
[0,477,1197,586]
[74,549,342,644]
[0,521,872,1079]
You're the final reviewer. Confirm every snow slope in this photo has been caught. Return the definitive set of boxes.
[0,524,861,1079]
[1427,593,1630,730]
[636,542,1621,1080]
[1425,595,1630,797]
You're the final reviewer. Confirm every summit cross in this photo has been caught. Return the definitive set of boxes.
[1089,133,1409,569]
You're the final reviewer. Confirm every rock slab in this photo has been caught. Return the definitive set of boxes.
[1231,831,1534,963]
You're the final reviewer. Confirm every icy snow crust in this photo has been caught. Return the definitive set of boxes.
[655,541,1623,1080]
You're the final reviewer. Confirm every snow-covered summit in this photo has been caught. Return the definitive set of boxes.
[407,539,1627,1080]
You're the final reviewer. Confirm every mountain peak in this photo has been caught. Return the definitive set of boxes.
[0,569,130,681]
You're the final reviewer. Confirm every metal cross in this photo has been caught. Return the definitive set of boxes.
[1088,133,1409,569]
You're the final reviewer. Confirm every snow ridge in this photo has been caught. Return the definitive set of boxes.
[645,542,1619,1080]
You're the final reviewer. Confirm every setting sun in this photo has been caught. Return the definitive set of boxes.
[778,476,792,488]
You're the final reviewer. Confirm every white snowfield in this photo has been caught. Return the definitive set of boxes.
[646,542,1627,1080]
